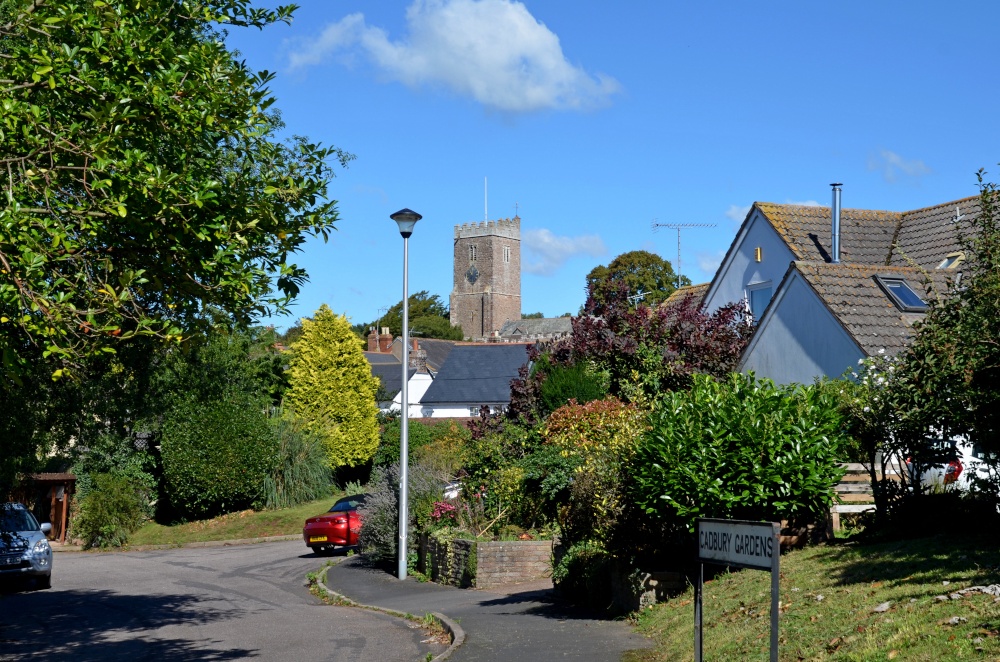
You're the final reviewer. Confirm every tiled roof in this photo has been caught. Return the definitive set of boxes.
[792,261,954,356]
[756,203,900,265]
[661,283,709,310]
[890,196,979,270]
[420,344,530,405]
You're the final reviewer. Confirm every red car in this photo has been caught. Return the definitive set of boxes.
[303,495,365,555]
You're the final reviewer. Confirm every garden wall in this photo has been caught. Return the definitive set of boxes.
[419,535,552,589]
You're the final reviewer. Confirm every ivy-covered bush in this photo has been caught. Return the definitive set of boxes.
[634,373,847,531]
[72,473,149,549]
[261,411,333,510]
[160,393,278,520]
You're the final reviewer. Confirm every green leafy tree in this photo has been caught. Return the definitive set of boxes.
[523,312,545,319]
[284,304,379,469]
[376,291,463,340]
[0,0,349,379]
[585,250,689,310]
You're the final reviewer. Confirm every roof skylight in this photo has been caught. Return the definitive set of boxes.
[874,276,928,313]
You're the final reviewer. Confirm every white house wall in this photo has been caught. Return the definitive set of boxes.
[387,373,434,418]
[704,211,796,314]
[739,273,865,385]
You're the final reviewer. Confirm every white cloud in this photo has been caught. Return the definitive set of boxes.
[868,149,932,183]
[522,228,606,276]
[696,250,725,277]
[286,0,621,112]
[725,204,751,223]
[786,199,821,207]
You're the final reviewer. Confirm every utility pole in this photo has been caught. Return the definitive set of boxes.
[651,221,717,289]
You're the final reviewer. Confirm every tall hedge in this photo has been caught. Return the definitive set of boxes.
[284,305,379,469]
[634,373,846,530]
[160,393,278,519]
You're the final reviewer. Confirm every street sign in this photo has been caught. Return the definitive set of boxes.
[694,518,780,662]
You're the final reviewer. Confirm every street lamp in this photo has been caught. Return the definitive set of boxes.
[390,207,421,581]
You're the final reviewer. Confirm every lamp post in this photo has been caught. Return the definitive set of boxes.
[390,208,421,581]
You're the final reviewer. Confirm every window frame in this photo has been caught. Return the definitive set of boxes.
[746,281,773,321]
[873,275,928,312]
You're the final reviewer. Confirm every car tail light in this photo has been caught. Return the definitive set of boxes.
[944,461,963,484]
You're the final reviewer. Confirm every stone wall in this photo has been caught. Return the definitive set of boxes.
[475,540,551,589]
[418,535,552,589]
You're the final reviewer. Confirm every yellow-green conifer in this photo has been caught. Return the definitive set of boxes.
[285,305,379,468]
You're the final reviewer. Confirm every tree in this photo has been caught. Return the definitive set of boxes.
[284,304,379,469]
[0,0,349,379]
[374,291,463,340]
[523,312,545,319]
[585,251,689,310]
[887,172,1000,492]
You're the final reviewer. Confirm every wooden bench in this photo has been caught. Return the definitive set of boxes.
[829,463,897,531]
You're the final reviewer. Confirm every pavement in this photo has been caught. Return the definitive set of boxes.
[321,555,652,662]
[53,537,653,661]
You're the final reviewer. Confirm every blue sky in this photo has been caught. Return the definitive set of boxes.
[225,1,1000,330]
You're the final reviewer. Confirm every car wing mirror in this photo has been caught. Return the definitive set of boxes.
[40,523,52,535]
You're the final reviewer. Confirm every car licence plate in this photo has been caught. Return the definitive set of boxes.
[1,555,19,566]
[309,536,328,543]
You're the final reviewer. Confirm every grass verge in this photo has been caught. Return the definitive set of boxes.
[129,495,341,546]
[626,533,1000,661]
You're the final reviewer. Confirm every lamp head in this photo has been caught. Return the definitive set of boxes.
[390,208,422,238]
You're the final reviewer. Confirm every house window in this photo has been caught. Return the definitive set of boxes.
[747,282,772,321]
[469,245,477,262]
[503,246,510,263]
[937,252,965,269]
[469,405,482,416]
[874,275,927,312]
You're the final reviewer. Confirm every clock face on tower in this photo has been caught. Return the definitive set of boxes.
[466,266,479,284]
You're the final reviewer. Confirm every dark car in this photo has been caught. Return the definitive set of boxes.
[0,502,53,589]
[302,495,366,555]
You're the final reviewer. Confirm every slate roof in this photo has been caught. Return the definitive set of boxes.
[791,261,954,356]
[420,344,530,405]
[498,317,573,339]
[364,351,414,392]
[417,338,457,373]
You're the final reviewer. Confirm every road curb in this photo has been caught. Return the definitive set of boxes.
[317,565,466,662]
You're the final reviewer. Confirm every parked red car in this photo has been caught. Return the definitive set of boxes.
[302,495,365,555]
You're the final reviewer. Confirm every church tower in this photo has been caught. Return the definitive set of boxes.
[450,216,521,340]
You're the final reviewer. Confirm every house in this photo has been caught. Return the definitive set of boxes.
[496,317,572,343]
[703,186,975,385]
[417,343,531,418]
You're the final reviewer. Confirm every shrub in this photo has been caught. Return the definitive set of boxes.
[552,540,612,608]
[544,397,648,546]
[634,373,847,532]
[160,393,278,520]
[357,464,444,561]
[72,473,149,549]
[72,432,158,522]
[261,411,333,510]
[375,418,470,475]
[537,359,610,416]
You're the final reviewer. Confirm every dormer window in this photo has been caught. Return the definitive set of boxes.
[874,275,927,312]
[937,252,965,269]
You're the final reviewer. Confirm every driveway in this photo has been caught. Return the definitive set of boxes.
[0,540,444,661]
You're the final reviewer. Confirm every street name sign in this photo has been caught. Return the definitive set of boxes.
[694,518,780,662]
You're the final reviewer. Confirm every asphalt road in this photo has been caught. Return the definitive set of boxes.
[0,540,445,661]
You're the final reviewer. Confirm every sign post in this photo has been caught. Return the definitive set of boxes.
[695,518,780,662]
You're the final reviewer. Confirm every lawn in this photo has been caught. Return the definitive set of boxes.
[129,495,341,547]
[626,533,1000,661]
